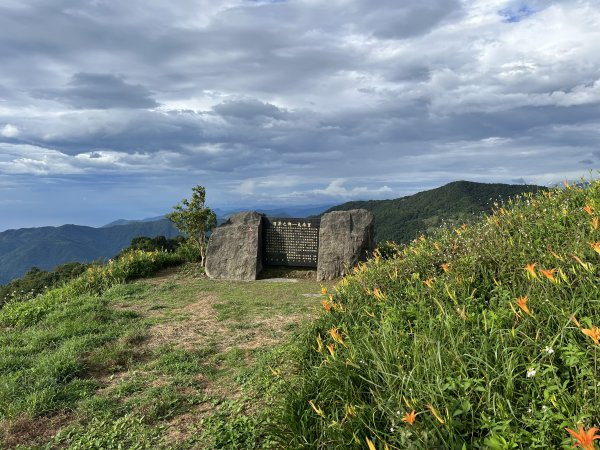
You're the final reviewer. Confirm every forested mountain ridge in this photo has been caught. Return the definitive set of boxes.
[0,219,179,284]
[325,180,547,242]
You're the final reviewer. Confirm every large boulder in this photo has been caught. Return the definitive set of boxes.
[205,211,263,281]
[317,209,375,281]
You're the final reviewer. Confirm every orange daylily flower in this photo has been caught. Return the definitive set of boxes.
[322,299,332,312]
[589,242,600,255]
[581,325,600,346]
[373,287,386,301]
[326,343,335,356]
[441,263,450,273]
[402,410,416,425]
[593,218,599,231]
[516,296,532,315]
[524,263,537,279]
[329,327,345,345]
[584,205,595,216]
[565,425,600,450]
[540,268,557,281]
[423,278,434,288]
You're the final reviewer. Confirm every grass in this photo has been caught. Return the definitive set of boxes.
[272,180,600,449]
[0,256,327,449]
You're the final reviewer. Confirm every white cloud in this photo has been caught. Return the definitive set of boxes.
[1,124,19,138]
[312,179,393,198]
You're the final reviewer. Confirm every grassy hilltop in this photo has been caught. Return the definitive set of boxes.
[1,180,599,449]
[274,179,600,449]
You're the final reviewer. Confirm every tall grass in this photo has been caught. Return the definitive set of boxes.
[274,180,600,449]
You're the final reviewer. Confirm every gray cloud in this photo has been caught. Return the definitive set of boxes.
[0,0,599,230]
[35,73,159,109]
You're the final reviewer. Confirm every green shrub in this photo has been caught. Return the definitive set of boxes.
[274,180,600,449]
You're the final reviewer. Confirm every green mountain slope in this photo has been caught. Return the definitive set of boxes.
[0,220,179,284]
[325,180,546,242]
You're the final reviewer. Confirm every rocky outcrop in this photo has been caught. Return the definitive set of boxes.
[205,212,263,281]
[317,209,375,281]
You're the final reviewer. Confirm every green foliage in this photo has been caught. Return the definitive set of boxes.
[0,262,88,308]
[274,180,600,448]
[51,414,165,450]
[167,185,217,266]
[326,180,546,243]
[117,235,185,257]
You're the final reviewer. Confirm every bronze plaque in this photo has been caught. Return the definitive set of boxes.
[262,217,320,267]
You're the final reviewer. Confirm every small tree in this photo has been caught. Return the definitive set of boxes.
[167,185,217,266]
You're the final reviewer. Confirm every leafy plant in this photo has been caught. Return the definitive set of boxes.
[167,185,217,266]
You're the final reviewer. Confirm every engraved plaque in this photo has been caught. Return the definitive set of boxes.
[262,217,320,267]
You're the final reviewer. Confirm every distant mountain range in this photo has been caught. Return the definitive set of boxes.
[325,180,546,243]
[0,182,545,285]
[0,220,179,284]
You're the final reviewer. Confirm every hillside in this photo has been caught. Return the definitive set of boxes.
[325,180,546,242]
[275,181,600,448]
[0,219,179,284]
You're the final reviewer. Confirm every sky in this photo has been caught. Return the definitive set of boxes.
[1,0,599,230]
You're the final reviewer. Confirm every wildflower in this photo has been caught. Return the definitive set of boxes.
[427,404,445,424]
[321,299,332,312]
[402,410,416,425]
[441,263,450,272]
[329,327,345,345]
[516,296,532,316]
[526,368,536,378]
[524,263,537,279]
[544,346,555,355]
[373,287,386,301]
[327,344,335,356]
[321,287,328,296]
[581,325,600,346]
[565,425,600,450]
[308,400,325,417]
[589,242,600,255]
[584,205,594,216]
[423,278,434,288]
[540,268,557,282]
[366,437,376,450]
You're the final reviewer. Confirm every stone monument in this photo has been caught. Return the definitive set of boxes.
[204,209,375,281]
[317,209,375,281]
[204,211,263,281]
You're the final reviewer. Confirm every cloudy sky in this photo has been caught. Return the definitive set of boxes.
[1,0,599,230]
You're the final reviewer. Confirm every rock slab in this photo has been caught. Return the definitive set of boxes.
[317,209,375,281]
[205,211,263,281]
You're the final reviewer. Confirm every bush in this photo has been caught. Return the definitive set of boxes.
[273,180,600,449]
